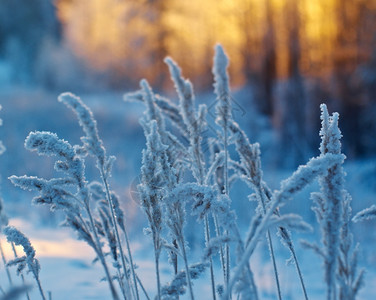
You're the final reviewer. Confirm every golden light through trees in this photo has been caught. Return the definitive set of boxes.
[56,0,375,91]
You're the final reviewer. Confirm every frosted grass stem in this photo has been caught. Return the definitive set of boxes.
[205,216,216,300]
[154,248,161,300]
[213,214,226,283]
[165,56,216,300]
[35,275,46,300]
[267,229,282,300]
[0,240,12,286]
[11,243,30,300]
[224,126,230,298]
[258,190,282,300]
[179,236,195,300]
[290,243,308,300]
[213,44,232,299]
[84,201,120,300]
[122,226,140,300]
[135,274,151,300]
[224,153,344,298]
[100,169,135,299]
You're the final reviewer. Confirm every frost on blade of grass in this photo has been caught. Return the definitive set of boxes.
[0,110,32,300]
[0,197,13,290]
[161,262,208,299]
[305,104,364,300]
[4,226,46,300]
[138,118,168,300]
[59,92,140,300]
[9,176,78,212]
[58,92,106,167]
[124,89,186,135]
[10,105,126,300]
[213,44,231,128]
[353,204,376,222]
[213,44,233,297]
[225,151,345,299]
[165,56,218,300]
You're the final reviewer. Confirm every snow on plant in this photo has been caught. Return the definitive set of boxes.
[3,226,45,300]
[123,44,364,300]
[353,205,376,221]
[59,92,139,300]
[2,44,367,300]
[10,131,122,299]
[299,105,364,300]
[9,96,146,300]
[165,56,218,299]
[228,119,309,299]
[0,107,33,300]
[0,197,13,291]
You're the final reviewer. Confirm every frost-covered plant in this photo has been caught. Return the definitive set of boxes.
[137,79,197,300]
[9,104,127,299]
[315,105,344,300]
[337,193,364,300]
[138,116,167,300]
[58,93,138,300]
[222,152,343,299]
[3,226,45,300]
[0,200,31,300]
[4,43,368,300]
[125,45,352,300]
[0,197,12,287]
[228,119,309,300]
[212,45,232,294]
[165,56,217,300]
[0,107,32,300]
[353,205,376,222]
[301,104,364,300]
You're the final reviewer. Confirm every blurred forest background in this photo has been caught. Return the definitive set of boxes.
[0,0,376,166]
[1,2,376,298]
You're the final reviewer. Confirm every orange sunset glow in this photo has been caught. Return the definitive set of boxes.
[55,0,374,89]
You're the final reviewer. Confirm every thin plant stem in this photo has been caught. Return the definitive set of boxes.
[290,243,309,300]
[262,185,308,300]
[267,230,282,300]
[85,201,120,300]
[11,243,30,300]
[258,189,282,300]
[120,244,151,300]
[100,169,135,299]
[154,247,161,300]
[116,267,127,300]
[136,273,151,300]
[205,216,216,300]
[227,197,279,297]
[123,228,140,300]
[179,235,195,300]
[230,223,259,299]
[213,213,226,283]
[0,239,12,286]
[223,114,230,299]
[193,141,216,300]
[32,269,46,300]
